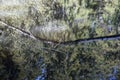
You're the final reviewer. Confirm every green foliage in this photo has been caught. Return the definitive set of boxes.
[43,40,120,80]
[112,0,120,34]
[0,0,120,80]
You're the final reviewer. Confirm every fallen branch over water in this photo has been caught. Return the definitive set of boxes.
[0,20,120,45]
[0,20,36,40]
[62,35,120,45]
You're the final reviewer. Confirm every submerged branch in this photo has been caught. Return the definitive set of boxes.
[41,47,66,53]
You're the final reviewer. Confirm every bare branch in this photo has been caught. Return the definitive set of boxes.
[0,20,37,40]
[0,20,120,46]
